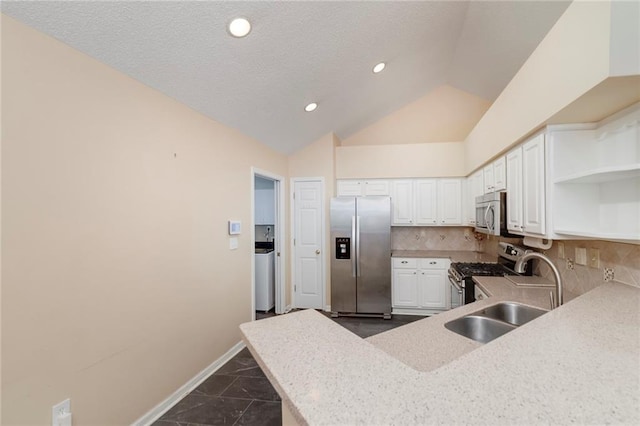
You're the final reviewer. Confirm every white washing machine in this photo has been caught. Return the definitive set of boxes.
[255,249,275,312]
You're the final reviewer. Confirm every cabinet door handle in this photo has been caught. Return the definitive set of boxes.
[401,261,408,264]
[429,261,437,265]
[413,272,417,275]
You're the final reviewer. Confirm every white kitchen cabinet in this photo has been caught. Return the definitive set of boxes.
[255,187,275,225]
[414,179,438,225]
[550,104,640,241]
[392,269,419,307]
[483,164,495,193]
[337,179,390,197]
[483,156,506,193]
[438,179,463,225]
[418,269,447,309]
[392,257,451,315]
[506,146,523,233]
[504,133,546,236]
[391,180,414,225]
[522,134,546,235]
[392,178,463,226]
[493,156,507,191]
[465,170,484,225]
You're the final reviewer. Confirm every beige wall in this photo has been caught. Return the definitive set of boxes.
[288,133,338,308]
[336,142,465,179]
[343,85,491,146]
[1,15,287,425]
[464,0,612,173]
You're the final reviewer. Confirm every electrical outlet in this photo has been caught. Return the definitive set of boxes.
[566,258,574,270]
[52,399,71,426]
[575,247,587,266]
[557,242,565,259]
[589,248,600,268]
[604,268,615,282]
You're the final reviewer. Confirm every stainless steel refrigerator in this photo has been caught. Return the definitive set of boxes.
[330,196,391,319]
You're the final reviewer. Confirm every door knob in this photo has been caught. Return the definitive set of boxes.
[316,249,321,254]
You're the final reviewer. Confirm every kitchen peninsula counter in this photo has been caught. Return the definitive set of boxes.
[392,249,497,263]
[240,281,639,425]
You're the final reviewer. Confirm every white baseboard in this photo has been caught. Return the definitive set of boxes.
[284,304,292,313]
[324,305,331,312]
[132,341,245,426]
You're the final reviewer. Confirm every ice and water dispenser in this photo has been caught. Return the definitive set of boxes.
[335,237,351,259]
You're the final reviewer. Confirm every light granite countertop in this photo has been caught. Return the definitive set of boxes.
[392,249,497,263]
[240,281,639,425]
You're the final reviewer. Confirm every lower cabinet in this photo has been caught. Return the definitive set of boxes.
[392,257,451,315]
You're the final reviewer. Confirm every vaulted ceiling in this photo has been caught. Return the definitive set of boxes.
[2,1,571,154]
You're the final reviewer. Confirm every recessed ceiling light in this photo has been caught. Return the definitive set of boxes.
[304,102,318,112]
[373,62,386,73]
[228,18,251,38]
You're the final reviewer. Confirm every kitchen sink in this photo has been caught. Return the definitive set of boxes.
[444,316,516,344]
[445,302,548,344]
[476,302,547,326]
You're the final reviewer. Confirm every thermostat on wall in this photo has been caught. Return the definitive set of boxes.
[228,220,241,235]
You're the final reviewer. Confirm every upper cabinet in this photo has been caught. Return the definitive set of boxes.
[391,178,462,226]
[255,187,275,225]
[521,134,546,236]
[505,133,548,237]
[483,156,506,193]
[506,147,523,233]
[465,170,484,226]
[549,103,640,241]
[337,179,390,197]
[503,102,639,242]
[391,180,414,225]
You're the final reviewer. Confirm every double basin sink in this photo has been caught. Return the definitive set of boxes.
[444,302,547,344]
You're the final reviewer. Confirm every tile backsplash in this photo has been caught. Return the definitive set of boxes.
[392,226,480,251]
[484,235,640,296]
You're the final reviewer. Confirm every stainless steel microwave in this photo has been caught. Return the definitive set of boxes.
[475,192,513,237]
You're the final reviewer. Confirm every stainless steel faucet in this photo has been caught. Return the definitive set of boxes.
[514,252,563,309]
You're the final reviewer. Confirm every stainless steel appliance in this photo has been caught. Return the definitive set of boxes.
[474,192,516,237]
[448,243,533,306]
[330,196,391,319]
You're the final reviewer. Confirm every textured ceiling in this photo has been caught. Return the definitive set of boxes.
[1,1,570,154]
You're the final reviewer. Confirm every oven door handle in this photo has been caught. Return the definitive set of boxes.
[448,273,465,307]
[448,273,463,292]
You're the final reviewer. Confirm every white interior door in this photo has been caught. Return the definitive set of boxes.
[293,180,324,309]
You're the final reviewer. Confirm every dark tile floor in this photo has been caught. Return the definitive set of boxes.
[153,310,423,426]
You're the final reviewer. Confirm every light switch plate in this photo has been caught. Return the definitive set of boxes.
[52,399,71,426]
[588,248,600,268]
[575,247,587,266]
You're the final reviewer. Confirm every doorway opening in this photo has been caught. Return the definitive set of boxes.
[251,168,285,320]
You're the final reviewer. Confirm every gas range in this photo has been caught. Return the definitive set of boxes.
[449,262,516,280]
[448,243,532,306]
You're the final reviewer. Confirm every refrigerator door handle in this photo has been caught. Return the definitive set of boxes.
[351,216,357,277]
[356,215,361,277]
